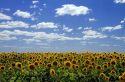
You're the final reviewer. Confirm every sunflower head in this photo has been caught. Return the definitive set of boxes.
[52,61,58,66]
[29,64,35,70]
[72,60,77,64]
[88,65,93,70]
[121,72,125,78]
[119,76,124,81]
[12,63,15,68]
[85,60,90,65]
[110,59,116,65]
[75,65,79,69]
[0,66,5,70]
[16,62,22,69]
[99,73,106,78]
[103,64,108,69]
[110,69,116,76]
[96,65,102,71]
[47,63,52,68]
[121,61,125,67]
[64,61,72,68]
[34,61,39,66]
[104,76,109,81]
[50,69,56,77]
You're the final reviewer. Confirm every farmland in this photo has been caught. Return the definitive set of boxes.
[0,52,125,82]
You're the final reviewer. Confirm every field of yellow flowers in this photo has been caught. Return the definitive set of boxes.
[0,52,125,82]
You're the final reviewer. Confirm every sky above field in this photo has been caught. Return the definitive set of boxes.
[0,0,125,52]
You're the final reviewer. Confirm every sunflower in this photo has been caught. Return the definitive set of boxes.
[72,60,77,64]
[88,65,93,70]
[119,75,125,82]
[82,67,87,72]
[0,66,5,70]
[34,61,39,66]
[110,59,116,65]
[84,60,91,65]
[15,62,22,69]
[103,64,108,69]
[99,73,106,78]
[12,63,15,68]
[121,72,125,79]
[104,76,109,81]
[9,67,12,71]
[50,69,56,77]
[47,63,52,68]
[110,69,116,76]
[72,64,75,69]
[121,61,125,67]
[29,64,35,70]
[96,65,102,71]
[64,61,72,68]
[52,61,58,66]
[74,64,79,69]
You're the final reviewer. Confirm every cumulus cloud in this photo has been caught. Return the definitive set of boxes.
[55,4,90,16]
[31,22,58,29]
[82,30,107,40]
[0,8,10,12]
[0,13,12,20]
[43,3,47,7]
[81,41,97,45]
[13,10,32,18]
[32,1,39,4]
[120,18,125,23]
[30,1,39,9]
[78,27,83,30]
[114,0,125,3]
[0,21,29,29]
[84,27,92,30]
[0,30,81,42]
[0,33,16,40]
[62,25,73,32]
[101,25,123,31]
[111,36,125,41]
[30,5,38,9]
[99,44,120,47]
[89,18,96,22]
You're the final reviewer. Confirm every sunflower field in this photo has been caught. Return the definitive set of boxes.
[0,52,125,82]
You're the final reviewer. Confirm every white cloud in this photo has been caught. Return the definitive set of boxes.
[100,44,120,47]
[30,5,38,9]
[101,25,123,31]
[78,27,82,30]
[81,41,97,45]
[0,13,12,20]
[55,4,90,16]
[114,0,125,3]
[0,33,16,40]
[13,10,32,18]
[43,3,47,7]
[120,18,125,23]
[62,25,73,32]
[0,30,81,42]
[89,18,96,22]
[30,1,39,9]
[82,30,107,40]
[32,1,39,4]
[0,21,29,29]
[32,32,81,41]
[31,22,58,29]
[53,29,59,32]
[84,27,92,30]
[0,8,10,12]
[111,36,125,41]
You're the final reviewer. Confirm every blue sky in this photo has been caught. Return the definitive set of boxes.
[0,0,125,52]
